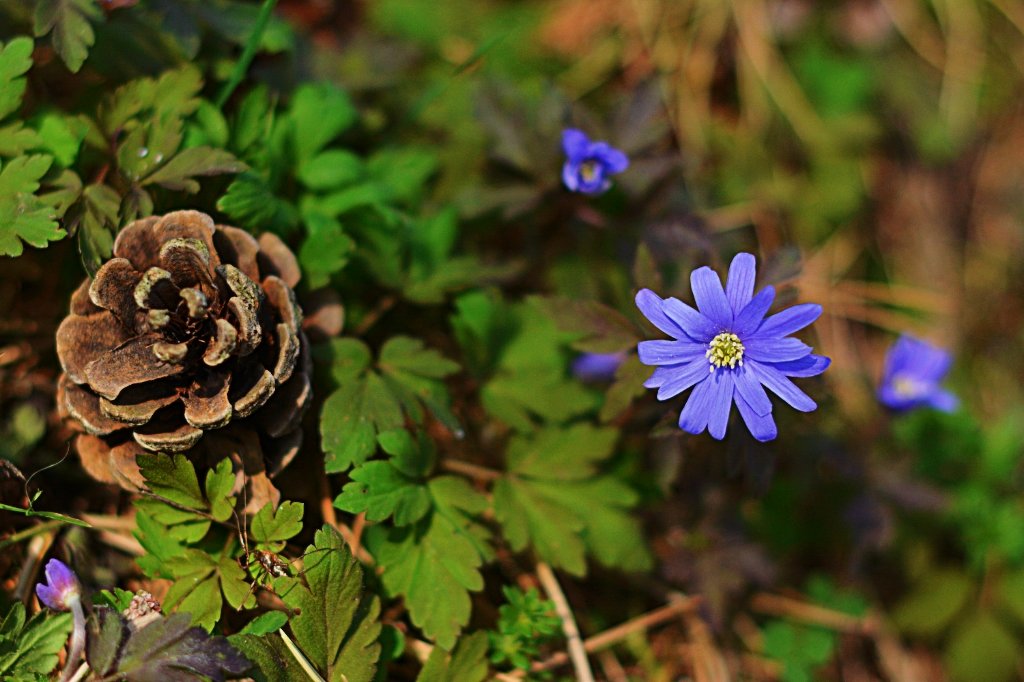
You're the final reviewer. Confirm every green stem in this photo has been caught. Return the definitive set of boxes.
[0,520,63,551]
[278,630,326,682]
[215,0,278,109]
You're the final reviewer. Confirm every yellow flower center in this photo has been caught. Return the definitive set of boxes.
[706,332,745,371]
[892,374,925,398]
[580,160,599,182]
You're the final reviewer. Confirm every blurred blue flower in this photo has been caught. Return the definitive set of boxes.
[636,253,829,442]
[561,129,629,195]
[35,558,81,611]
[572,352,624,383]
[878,335,958,413]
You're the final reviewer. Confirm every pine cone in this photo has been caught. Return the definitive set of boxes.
[56,211,311,499]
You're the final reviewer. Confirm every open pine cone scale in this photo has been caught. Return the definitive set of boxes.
[56,211,311,496]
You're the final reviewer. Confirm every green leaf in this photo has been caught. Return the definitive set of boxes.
[238,611,288,637]
[0,121,42,157]
[162,550,223,630]
[761,621,835,682]
[133,505,188,577]
[143,146,247,192]
[87,608,249,680]
[417,631,489,682]
[286,83,357,161]
[75,182,118,276]
[995,569,1024,627]
[366,147,438,205]
[379,336,460,380]
[378,429,436,477]
[33,0,101,72]
[34,113,83,167]
[0,155,64,257]
[0,37,34,121]
[893,569,972,638]
[280,526,382,682]
[533,296,640,354]
[0,608,72,677]
[138,453,206,510]
[366,477,491,649]
[297,149,363,190]
[378,336,462,434]
[218,172,299,235]
[204,458,236,523]
[482,303,599,430]
[298,213,354,288]
[494,425,649,575]
[334,460,432,526]
[599,354,648,422]
[944,612,1018,682]
[231,85,274,162]
[251,501,304,552]
[321,371,404,473]
[228,633,307,682]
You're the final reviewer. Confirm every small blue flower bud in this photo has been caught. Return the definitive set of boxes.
[35,558,81,612]
[561,129,629,195]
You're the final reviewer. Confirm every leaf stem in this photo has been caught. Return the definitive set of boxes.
[215,0,278,109]
[0,519,63,551]
[278,629,326,682]
[535,562,594,682]
[65,662,90,682]
[60,599,87,682]
[440,459,502,482]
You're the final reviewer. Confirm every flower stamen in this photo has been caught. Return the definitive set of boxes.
[706,332,745,372]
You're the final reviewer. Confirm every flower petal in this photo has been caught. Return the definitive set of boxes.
[706,371,735,440]
[748,360,817,412]
[735,391,778,442]
[638,340,705,365]
[725,253,756,315]
[656,358,711,400]
[690,266,733,328]
[562,128,590,159]
[928,389,959,413]
[635,289,687,339]
[595,145,629,173]
[562,161,579,190]
[678,375,715,435]
[744,337,813,363]
[773,354,831,377]
[733,286,775,336]
[753,303,822,339]
[35,584,61,611]
[733,365,773,416]
[643,365,674,388]
[662,297,719,342]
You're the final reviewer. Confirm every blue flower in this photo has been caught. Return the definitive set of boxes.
[878,335,958,413]
[561,129,629,195]
[572,352,624,383]
[35,558,81,611]
[635,253,830,442]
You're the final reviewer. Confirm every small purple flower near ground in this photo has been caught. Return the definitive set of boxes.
[37,558,88,682]
[36,558,81,611]
[561,129,629,195]
[572,352,624,383]
[878,335,958,413]
[635,252,830,442]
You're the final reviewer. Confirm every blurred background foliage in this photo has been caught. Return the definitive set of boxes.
[1,0,1024,679]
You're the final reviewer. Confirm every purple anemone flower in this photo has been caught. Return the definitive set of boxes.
[35,558,81,611]
[561,129,629,195]
[636,253,830,442]
[878,335,958,413]
[572,352,624,383]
